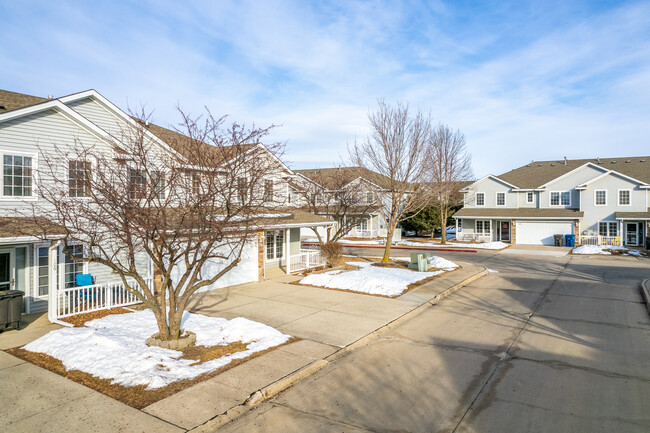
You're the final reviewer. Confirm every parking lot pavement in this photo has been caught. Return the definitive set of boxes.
[218,253,650,433]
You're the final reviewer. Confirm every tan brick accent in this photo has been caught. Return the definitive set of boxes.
[511,219,516,244]
[574,220,580,238]
[257,230,265,281]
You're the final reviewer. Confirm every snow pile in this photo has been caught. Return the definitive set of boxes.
[572,245,612,255]
[300,262,442,297]
[23,310,291,390]
[398,240,508,250]
[572,245,645,256]
[428,256,459,270]
[303,238,385,245]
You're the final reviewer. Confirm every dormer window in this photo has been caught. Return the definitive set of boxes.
[476,192,485,206]
[496,192,505,206]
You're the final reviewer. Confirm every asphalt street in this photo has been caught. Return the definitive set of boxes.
[216,248,650,432]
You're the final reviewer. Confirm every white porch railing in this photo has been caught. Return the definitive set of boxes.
[456,233,492,243]
[287,250,326,273]
[350,229,378,238]
[56,277,152,318]
[579,235,622,247]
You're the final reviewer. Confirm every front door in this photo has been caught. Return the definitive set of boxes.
[0,251,13,290]
[500,221,510,242]
[626,222,639,246]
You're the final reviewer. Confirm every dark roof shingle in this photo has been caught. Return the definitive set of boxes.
[497,157,650,189]
[0,89,48,113]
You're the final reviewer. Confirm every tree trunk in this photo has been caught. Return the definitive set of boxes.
[440,203,447,245]
[382,226,395,262]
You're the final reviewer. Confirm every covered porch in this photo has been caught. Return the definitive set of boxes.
[616,211,650,248]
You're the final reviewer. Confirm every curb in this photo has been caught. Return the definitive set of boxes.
[304,243,480,253]
[641,279,650,316]
[188,265,489,432]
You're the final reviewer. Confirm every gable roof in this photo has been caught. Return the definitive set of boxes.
[295,166,393,190]
[0,89,48,113]
[497,157,650,189]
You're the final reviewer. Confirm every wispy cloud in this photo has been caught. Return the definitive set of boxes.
[1,1,649,176]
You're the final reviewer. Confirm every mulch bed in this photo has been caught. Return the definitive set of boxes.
[5,309,300,409]
[59,307,133,327]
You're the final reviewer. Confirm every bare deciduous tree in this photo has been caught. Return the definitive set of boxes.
[350,100,436,262]
[32,109,284,342]
[296,169,380,244]
[428,124,473,244]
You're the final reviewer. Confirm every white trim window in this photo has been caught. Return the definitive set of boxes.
[35,245,50,297]
[2,153,35,198]
[263,179,274,202]
[550,191,570,206]
[496,192,506,206]
[599,221,618,237]
[366,191,374,204]
[476,220,491,234]
[62,244,87,288]
[618,189,631,206]
[595,189,607,206]
[526,191,534,203]
[476,192,485,206]
[68,160,92,198]
[265,230,284,260]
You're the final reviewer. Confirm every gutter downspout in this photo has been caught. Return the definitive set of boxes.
[47,241,73,327]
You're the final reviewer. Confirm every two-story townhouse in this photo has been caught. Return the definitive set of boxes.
[0,88,333,318]
[454,157,650,247]
[293,166,402,241]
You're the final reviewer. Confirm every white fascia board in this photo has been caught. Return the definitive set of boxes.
[347,176,384,191]
[454,216,580,220]
[615,216,650,220]
[240,143,294,175]
[538,162,608,188]
[58,90,190,163]
[576,169,649,189]
[258,221,336,229]
[0,100,116,145]
[460,175,517,191]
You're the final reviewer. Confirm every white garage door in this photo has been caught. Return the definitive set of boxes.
[516,221,574,245]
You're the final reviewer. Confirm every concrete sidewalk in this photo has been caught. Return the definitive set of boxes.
[0,261,486,433]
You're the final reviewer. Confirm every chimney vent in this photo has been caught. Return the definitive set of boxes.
[47,95,53,99]
[625,160,631,163]
[563,156,567,165]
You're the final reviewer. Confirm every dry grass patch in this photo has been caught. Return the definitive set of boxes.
[6,336,299,409]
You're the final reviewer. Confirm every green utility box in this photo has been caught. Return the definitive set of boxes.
[408,252,430,271]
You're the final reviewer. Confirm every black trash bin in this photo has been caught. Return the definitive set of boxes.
[0,290,24,331]
[553,234,564,247]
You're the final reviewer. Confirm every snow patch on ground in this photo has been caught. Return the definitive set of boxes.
[572,245,645,256]
[398,240,508,250]
[428,256,459,270]
[300,262,443,297]
[23,310,291,390]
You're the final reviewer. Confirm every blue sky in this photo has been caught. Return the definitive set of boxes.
[2,1,649,177]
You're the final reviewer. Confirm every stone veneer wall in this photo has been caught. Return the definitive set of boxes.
[511,219,517,244]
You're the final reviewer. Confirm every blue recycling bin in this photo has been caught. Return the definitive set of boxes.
[564,234,575,247]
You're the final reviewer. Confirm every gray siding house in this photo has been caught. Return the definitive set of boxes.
[454,158,650,247]
[0,89,332,319]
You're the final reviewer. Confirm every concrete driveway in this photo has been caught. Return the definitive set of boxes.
[217,252,650,432]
